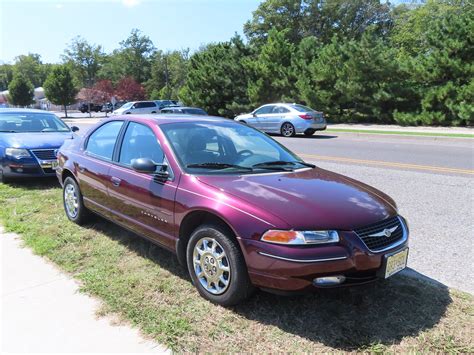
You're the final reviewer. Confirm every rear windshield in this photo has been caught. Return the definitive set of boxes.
[290,104,315,113]
[184,108,207,115]
[0,113,70,133]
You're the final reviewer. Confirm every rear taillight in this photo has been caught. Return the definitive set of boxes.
[298,114,313,120]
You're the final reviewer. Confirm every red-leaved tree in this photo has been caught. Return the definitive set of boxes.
[115,77,145,101]
[93,80,115,98]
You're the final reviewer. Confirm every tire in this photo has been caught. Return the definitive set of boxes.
[63,177,91,225]
[0,171,9,183]
[304,129,315,136]
[281,122,296,137]
[186,224,255,306]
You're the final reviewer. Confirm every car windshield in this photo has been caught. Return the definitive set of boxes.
[0,113,70,133]
[290,104,315,113]
[160,121,311,174]
[120,102,133,109]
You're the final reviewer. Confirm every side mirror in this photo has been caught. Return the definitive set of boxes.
[252,112,257,117]
[131,158,158,173]
[131,158,169,181]
[71,126,80,132]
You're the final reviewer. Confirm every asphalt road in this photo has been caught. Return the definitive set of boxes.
[69,120,474,294]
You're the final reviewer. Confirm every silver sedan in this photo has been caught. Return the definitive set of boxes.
[234,103,327,137]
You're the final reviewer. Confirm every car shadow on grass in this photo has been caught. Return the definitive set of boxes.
[85,217,451,351]
[3,177,60,190]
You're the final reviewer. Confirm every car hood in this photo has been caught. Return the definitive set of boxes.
[0,132,73,149]
[196,168,398,230]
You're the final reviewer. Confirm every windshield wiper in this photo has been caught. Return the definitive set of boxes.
[186,163,253,171]
[252,160,315,169]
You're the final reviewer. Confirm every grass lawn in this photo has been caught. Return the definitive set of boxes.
[1,179,473,352]
[326,128,473,139]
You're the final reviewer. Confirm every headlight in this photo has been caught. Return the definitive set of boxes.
[5,148,31,159]
[261,230,339,245]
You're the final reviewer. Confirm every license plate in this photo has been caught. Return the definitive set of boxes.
[51,160,59,170]
[384,248,408,279]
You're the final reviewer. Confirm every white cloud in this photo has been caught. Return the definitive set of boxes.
[55,3,64,9]
[122,0,141,7]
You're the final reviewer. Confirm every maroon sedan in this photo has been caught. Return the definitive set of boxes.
[56,115,409,305]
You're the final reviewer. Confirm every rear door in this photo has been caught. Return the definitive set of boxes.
[107,121,178,250]
[267,105,290,132]
[78,120,124,217]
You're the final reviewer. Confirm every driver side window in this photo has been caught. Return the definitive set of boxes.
[119,122,164,166]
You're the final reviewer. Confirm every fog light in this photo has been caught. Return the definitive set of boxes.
[16,168,23,173]
[313,275,346,286]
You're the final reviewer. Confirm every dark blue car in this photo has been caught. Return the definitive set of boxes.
[0,109,77,182]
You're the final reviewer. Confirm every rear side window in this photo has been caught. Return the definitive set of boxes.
[86,121,124,160]
[119,122,164,166]
[143,102,156,108]
[272,106,290,114]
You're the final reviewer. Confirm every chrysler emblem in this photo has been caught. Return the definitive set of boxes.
[368,225,398,238]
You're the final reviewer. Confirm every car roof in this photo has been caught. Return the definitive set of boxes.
[0,108,57,115]
[103,114,225,126]
[162,107,203,110]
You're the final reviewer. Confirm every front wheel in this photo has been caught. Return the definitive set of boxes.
[63,177,91,225]
[281,122,296,137]
[186,224,254,306]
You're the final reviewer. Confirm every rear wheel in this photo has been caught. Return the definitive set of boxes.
[63,177,91,225]
[186,224,254,306]
[281,122,296,137]
[304,129,315,136]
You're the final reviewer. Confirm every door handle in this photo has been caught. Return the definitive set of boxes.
[111,177,121,187]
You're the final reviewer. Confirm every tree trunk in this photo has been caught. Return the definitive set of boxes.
[64,104,68,118]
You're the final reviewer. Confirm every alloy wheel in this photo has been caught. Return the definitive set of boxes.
[281,123,295,137]
[192,237,231,295]
[64,183,79,218]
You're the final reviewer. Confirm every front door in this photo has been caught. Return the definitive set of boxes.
[107,121,177,250]
[253,105,275,131]
[79,120,124,218]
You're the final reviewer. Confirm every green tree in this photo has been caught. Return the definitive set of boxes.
[181,35,252,116]
[44,65,78,118]
[394,3,474,125]
[0,64,14,91]
[244,0,393,45]
[118,29,155,83]
[63,37,105,87]
[246,29,297,106]
[8,74,34,106]
[12,53,49,88]
[146,49,189,100]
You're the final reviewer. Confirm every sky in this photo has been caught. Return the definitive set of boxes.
[0,0,261,64]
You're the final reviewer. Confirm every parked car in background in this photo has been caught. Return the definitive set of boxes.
[0,109,78,182]
[154,100,180,110]
[79,103,102,113]
[101,103,113,113]
[112,101,159,115]
[235,103,326,137]
[56,114,408,306]
[160,106,208,115]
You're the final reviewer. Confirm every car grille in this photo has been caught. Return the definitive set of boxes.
[31,149,57,160]
[354,216,405,252]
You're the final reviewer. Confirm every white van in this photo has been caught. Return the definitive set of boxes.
[112,101,159,115]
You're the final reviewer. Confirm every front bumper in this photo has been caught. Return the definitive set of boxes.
[238,229,408,292]
[0,159,57,179]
